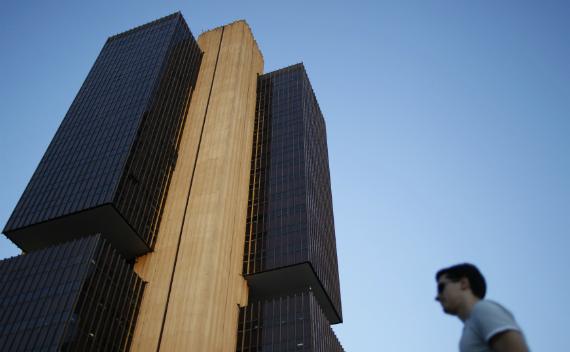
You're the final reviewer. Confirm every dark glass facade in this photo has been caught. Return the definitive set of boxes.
[240,64,343,350]
[245,65,308,275]
[236,291,344,352]
[3,13,202,259]
[244,64,342,315]
[0,235,145,352]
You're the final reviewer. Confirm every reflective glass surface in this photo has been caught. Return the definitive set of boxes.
[243,64,342,320]
[4,13,203,251]
[0,235,145,352]
[236,291,344,352]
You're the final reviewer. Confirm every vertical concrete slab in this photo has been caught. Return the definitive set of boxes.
[131,20,263,352]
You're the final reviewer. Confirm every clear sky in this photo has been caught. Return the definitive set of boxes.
[1,1,569,351]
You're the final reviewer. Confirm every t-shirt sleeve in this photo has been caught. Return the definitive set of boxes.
[470,301,522,343]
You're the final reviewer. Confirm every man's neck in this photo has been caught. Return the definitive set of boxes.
[458,296,482,322]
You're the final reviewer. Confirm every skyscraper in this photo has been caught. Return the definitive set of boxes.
[2,13,202,259]
[237,64,344,351]
[1,13,345,352]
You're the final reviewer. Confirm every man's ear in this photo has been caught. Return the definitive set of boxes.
[459,277,471,291]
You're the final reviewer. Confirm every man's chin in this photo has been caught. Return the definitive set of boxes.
[440,304,454,315]
[442,306,457,315]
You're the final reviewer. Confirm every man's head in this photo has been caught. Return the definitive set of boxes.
[435,263,486,317]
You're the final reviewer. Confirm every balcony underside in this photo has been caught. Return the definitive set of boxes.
[245,262,342,324]
[4,204,151,260]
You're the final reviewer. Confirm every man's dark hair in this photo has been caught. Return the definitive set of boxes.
[436,263,487,299]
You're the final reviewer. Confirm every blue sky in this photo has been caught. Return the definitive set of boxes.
[1,1,569,351]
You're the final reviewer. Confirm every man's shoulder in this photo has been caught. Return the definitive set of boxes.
[467,299,522,343]
[471,300,514,319]
[473,300,507,311]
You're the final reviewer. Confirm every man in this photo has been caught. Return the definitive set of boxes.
[435,263,530,352]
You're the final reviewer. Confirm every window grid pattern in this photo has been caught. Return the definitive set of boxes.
[0,237,92,352]
[60,237,145,352]
[0,235,145,352]
[244,66,308,276]
[243,64,342,320]
[301,69,342,321]
[4,12,203,251]
[236,291,344,352]
[110,15,202,249]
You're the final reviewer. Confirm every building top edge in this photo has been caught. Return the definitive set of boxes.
[201,19,247,35]
[106,12,192,43]
[200,20,264,64]
[0,234,102,261]
[261,63,305,78]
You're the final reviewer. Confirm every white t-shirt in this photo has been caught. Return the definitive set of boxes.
[460,300,523,352]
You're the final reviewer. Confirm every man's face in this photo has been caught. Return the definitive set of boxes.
[435,274,462,315]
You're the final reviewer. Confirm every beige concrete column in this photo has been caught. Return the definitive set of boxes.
[130,20,263,352]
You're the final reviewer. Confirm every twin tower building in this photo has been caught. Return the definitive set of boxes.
[1,13,345,352]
